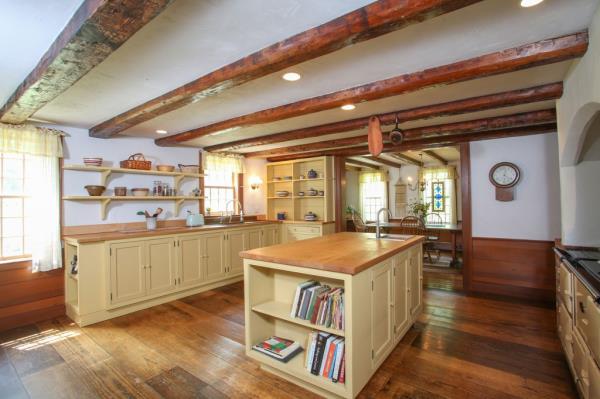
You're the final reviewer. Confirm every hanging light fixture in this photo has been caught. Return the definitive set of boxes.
[418,153,426,192]
[389,113,404,145]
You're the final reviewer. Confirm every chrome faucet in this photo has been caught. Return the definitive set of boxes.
[222,199,244,224]
[376,208,392,239]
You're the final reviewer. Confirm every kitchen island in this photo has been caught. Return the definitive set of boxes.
[240,232,424,399]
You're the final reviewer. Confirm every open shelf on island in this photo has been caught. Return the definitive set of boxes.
[252,300,345,337]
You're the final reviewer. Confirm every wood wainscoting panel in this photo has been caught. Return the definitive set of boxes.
[470,237,555,302]
[0,261,65,332]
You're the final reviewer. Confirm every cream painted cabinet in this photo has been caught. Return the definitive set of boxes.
[109,241,146,305]
[178,234,204,288]
[560,262,574,316]
[262,225,280,246]
[226,230,246,275]
[146,238,178,296]
[575,278,600,365]
[589,356,600,399]
[205,232,226,281]
[247,228,262,250]
[393,253,410,339]
[409,247,423,317]
[371,260,393,367]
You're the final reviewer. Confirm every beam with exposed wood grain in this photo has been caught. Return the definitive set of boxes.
[390,154,423,167]
[157,32,585,146]
[346,159,380,169]
[204,82,563,152]
[243,109,556,157]
[364,156,403,169]
[266,123,557,161]
[0,0,173,124]
[89,0,482,137]
[423,150,448,165]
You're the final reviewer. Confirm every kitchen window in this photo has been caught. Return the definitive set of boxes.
[0,152,31,260]
[359,171,388,222]
[204,170,238,215]
[421,166,458,225]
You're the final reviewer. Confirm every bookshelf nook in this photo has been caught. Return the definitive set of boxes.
[242,235,423,398]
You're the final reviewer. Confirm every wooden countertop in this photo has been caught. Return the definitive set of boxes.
[240,232,424,275]
[64,221,279,244]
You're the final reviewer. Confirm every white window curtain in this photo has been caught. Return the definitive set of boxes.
[419,166,458,225]
[202,152,244,173]
[0,123,63,272]
[359,171,388,222]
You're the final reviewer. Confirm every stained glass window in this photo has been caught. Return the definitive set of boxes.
[432,182,445,212]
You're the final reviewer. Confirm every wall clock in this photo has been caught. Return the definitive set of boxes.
[489,162,521,201]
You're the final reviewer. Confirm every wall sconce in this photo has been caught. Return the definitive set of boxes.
[249,176,263,190]
[406,176,426,192]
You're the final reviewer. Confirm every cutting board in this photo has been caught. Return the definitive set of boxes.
[368,116,383,156]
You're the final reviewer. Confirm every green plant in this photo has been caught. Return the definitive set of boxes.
[408,201,430,220]
[345,205,356,215]
[136,211,145,216]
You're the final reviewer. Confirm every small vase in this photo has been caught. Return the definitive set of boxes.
[146,217,157,230]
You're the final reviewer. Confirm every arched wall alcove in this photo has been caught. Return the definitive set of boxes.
[560,102,600,166]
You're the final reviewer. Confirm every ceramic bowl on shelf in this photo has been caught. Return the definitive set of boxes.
[299,175,305,180]
[273,177,282,181]
[178,164,200,173]
[114,186,127,196]
[283,176,293,180]
[83,157,103,167]
[131,188,150,197]
[307,188,318,196]
[297,191,305,197]
[156,165,175,172]
[318,190,325,196]
[84,185,105,196]
[304,211,318,221]
[275,190,290,197]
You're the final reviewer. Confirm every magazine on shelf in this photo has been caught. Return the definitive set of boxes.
[252,336,303,363]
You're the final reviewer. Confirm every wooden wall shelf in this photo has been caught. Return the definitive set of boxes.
[266,156,334,222]
[63,164,204,187]
[62,196,204,220]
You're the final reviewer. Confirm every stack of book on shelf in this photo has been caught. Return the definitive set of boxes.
[290,280,345,330]
[305,331,345,383]
[252,336,303,363]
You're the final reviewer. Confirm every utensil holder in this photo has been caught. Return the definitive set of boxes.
[146,217,157,230]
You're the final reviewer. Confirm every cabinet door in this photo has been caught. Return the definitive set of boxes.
[227,230,246,275]
[262,226,279,246]
[146,238,177,296]
[109,241,146,305]
[179,235,204,288]
[371,260,393,367]
[409,247,423,318]
[393,253,410,339]
[560,263,574,316]
[247,228,262,250]
[589,357,600,399]
[204,232,226,281]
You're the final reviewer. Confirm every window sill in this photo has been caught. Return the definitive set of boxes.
[0,258,32,270]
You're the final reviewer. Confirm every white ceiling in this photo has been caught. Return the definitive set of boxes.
[1,0,598,154]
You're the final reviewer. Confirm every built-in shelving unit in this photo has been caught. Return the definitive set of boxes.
[62,164,204,219]
[266,156,334,222]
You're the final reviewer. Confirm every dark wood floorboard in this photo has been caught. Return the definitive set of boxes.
[0,272,576,399]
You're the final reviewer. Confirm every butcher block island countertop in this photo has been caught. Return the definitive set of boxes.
[242,232,424,399]
[240,231,424,275]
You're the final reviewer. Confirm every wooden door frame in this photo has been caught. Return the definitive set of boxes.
[459,143,473,292]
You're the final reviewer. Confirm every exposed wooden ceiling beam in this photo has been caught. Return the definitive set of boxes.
[364,156,403,169]
[390,154,423,167]
[346,159,380,170]
[0,0,172,124]
[204,82,563,152]
[89,0,481,138]
[243,109,555,157]
[345,165,362,172]
[423,150,448,165]
[266,123,557,162]
[157,31,586,146]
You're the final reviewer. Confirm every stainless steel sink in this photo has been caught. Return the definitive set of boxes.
[369,234,413,241]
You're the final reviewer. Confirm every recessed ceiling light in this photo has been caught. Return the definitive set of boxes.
[520,0,544,7]
[282,72,301,81]
[156,129,168,134]
[341,104,356,111]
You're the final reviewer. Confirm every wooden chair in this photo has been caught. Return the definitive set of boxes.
[399,216,425,235]
[351,211,369,232]
[424,214,442,263]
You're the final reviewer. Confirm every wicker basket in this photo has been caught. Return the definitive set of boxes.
[120,153,151,170]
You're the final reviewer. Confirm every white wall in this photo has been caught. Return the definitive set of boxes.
[243,158,267,215]
[60,126,201,226]
[471,133,561,241]
[557,4,600,247]
[346,170,360,212]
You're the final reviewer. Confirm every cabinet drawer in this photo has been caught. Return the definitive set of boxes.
[287,225,321,235]
[559,263,574,316]
[557,298,574,363]
[575,278,600,365]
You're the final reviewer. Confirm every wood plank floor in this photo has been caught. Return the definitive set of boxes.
[0,273,576,399]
